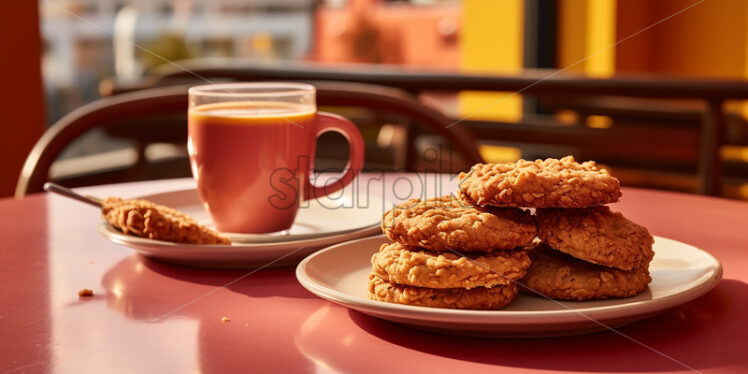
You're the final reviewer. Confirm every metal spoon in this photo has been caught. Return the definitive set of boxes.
[43,182,103,208]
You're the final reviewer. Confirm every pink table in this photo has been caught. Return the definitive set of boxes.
[1,174,747,373]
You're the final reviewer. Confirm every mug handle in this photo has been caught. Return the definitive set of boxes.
[304,112,365,200]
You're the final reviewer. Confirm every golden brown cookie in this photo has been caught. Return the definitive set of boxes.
[102,197,231,245]
[381,196,536,252]
[520,243,651,301]
[536,206,654,271]
[371,242,530,289]
[367,275,518,310]
[457,156,622,208]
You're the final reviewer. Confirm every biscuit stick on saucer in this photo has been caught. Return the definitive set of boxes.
[44,183,230,245]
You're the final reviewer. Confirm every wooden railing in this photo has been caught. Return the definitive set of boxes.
[101,60,748,196]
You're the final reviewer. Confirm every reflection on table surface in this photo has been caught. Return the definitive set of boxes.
[2,177,748,373]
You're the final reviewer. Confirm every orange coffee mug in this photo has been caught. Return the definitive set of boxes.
[188,82,365,233]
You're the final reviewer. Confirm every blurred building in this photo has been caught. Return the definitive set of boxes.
[315,0,460,67]
[41,0,315,123]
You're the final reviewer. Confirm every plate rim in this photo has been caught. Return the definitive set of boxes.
[98,221,381,250]
[105,187,387,244]
[295,234,723,323]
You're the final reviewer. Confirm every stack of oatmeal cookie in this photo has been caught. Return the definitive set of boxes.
[368,196,537,310]
[367,156,655,309]
[459,156,654,301]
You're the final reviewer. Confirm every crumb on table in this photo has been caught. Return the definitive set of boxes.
[221,316,231,323]
[78,288,94,297]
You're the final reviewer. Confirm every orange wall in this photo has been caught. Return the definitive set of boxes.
[617,0,748,78]
[0,1,45,197]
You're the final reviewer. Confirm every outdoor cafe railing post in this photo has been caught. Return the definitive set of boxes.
[103,64,748,197]
[699,99,725,196]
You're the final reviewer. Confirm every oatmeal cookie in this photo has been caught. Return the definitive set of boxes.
[457,156,621,208]
[102,197,231,245]
[371,242,530,289]
[536,206,654,270]
[381,196,536,252]
[368,274,518,310]
[520,243,651,301]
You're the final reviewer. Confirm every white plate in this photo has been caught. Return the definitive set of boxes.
[98,189,386,268]
[296,235,723,338]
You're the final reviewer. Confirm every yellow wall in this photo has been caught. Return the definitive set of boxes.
[458,0,524,122]
[459,0,617,124]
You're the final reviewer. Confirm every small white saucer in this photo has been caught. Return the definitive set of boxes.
[128,188,386,243]
[296,235,723,338]
[98,188,386,268]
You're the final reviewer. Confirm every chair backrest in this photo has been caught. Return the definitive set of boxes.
[16,85,189,197]
[17,82,482,197]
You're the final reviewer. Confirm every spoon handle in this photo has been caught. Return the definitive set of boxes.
[43,182,103,208]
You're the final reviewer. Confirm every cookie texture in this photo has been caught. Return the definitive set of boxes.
[520,243,651,301]
[457,156,622,208]
[536,206,654,270]
[381,196,536,252]
[368,275,518,310]
[102,197,231,245]
[371,242,530,289]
